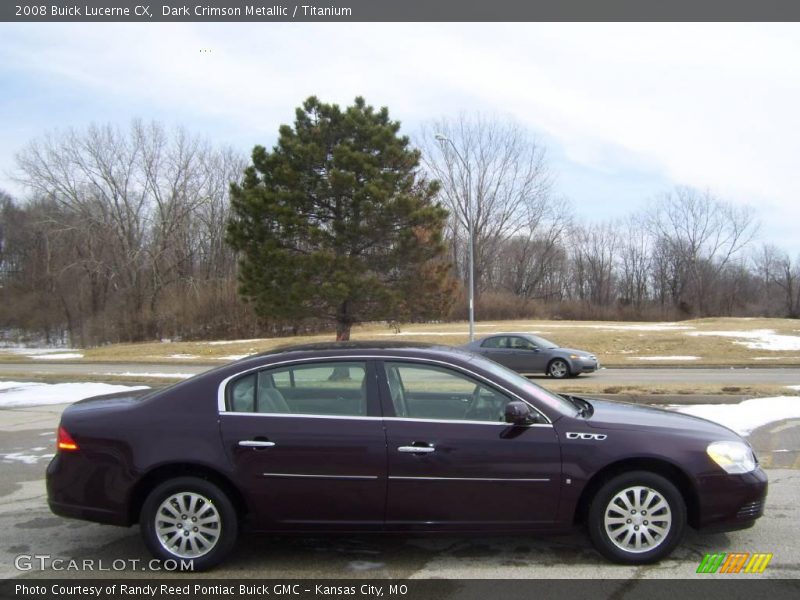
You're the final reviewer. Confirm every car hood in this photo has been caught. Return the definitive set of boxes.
[583,398,741,440]
[556,347,593,357]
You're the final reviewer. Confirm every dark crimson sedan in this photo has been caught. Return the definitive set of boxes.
[47,342,767,570]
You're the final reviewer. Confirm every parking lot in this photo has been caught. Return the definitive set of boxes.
[1,401,799,580]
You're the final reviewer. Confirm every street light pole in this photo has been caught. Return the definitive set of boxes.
[435,134,475,342]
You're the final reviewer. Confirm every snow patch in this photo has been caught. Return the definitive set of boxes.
[539,323,695,332]
[630,356,700,361]
[206,339,266,346]
[216,354,254,361]
[0,381,149,408]
[166,354,199,359]
[1,452,54,465]
[0,347,81,357]
[31,353,84,360]
[687,329,800,351]
[673,396,800,436]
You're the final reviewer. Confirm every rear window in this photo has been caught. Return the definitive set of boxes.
[227,361,368,417]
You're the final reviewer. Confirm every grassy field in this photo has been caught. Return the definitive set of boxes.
[1,316,796,366]
[0,370,795,398]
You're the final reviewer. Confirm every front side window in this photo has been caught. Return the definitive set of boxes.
[227,361,367,417]
[384,362,511,422]
[509,336,536,350]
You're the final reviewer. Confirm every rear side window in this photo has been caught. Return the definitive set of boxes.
[480,337,505,348]
[227,361,368,417]
[229,374,256,412]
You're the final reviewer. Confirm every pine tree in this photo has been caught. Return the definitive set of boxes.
[226,96,454,340]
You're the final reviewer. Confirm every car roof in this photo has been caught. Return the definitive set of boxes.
[252,340,471,359]
[477,332,538,338]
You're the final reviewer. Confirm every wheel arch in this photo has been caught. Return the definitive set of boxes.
[573,457,700,528]
[547,357,571,377]
[127,463,248,525]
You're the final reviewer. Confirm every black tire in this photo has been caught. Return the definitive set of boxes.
[547,358,571,379]
[140,476,238,571]
[587,471,686,564]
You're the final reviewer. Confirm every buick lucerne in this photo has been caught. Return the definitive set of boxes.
[47,342,767,569]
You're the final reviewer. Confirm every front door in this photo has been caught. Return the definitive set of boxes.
[219,360,386,531]
[507,336,548,373]
[380,360,562,531]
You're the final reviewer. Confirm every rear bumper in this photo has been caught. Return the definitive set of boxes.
[48,499,128,526]
[694,467,768,532]
[46,453,132,527]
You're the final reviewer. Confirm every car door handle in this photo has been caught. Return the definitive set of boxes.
[398,445,435,454]
[239,440,276,448]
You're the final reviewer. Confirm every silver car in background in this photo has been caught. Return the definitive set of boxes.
[461,333,599,378]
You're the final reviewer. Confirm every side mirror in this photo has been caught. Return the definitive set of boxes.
[504,401,536,425]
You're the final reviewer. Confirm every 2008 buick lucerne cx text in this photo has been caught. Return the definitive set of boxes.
[47,342,767,569]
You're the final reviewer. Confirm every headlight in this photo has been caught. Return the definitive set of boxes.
[706,441,756,474]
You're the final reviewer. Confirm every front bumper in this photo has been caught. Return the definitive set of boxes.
[574,358,599,373]
[694,466,768,532]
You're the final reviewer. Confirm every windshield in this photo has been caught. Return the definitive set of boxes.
[526,334,558,349]
[465,353,577,415]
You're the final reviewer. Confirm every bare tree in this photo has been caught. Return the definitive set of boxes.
[14,121,246,344]
[570,222,620,308]
[617,215,652,311]
[418,114,554,297]
[646,187,758,315]
[493,198,571,302]
[755,244,800,318]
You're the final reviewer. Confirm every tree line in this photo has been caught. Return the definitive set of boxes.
[1,101,798,347]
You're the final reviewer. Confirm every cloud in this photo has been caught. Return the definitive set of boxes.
[1,22,799,249]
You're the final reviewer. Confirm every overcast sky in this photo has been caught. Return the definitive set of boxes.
[1,23,799,254]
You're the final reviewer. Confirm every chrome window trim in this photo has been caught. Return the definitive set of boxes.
[388,476,551,482]
[390,417,552,428]
[262,473,379,480]
[217,354,552,425]
[221,412,552,427]
[224,411,382,421]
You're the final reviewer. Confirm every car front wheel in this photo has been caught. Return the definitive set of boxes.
[547,358,571,379]
[587,471,686,564]
[140,476,238,571]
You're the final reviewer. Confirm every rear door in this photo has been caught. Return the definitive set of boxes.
[219,360,386,531]
[478,336,517,369]
[380,360,562,531]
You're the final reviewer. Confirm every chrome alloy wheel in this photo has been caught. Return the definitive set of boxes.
[549,360,569,378]
[155,492,221,559]
[603,486,672,554]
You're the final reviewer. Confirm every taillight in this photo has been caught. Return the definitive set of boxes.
[57,426,79,452]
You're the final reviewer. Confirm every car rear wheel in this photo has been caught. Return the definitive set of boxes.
[140,476,238,571]
[547,358,571,379]
[588,471,686,564]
